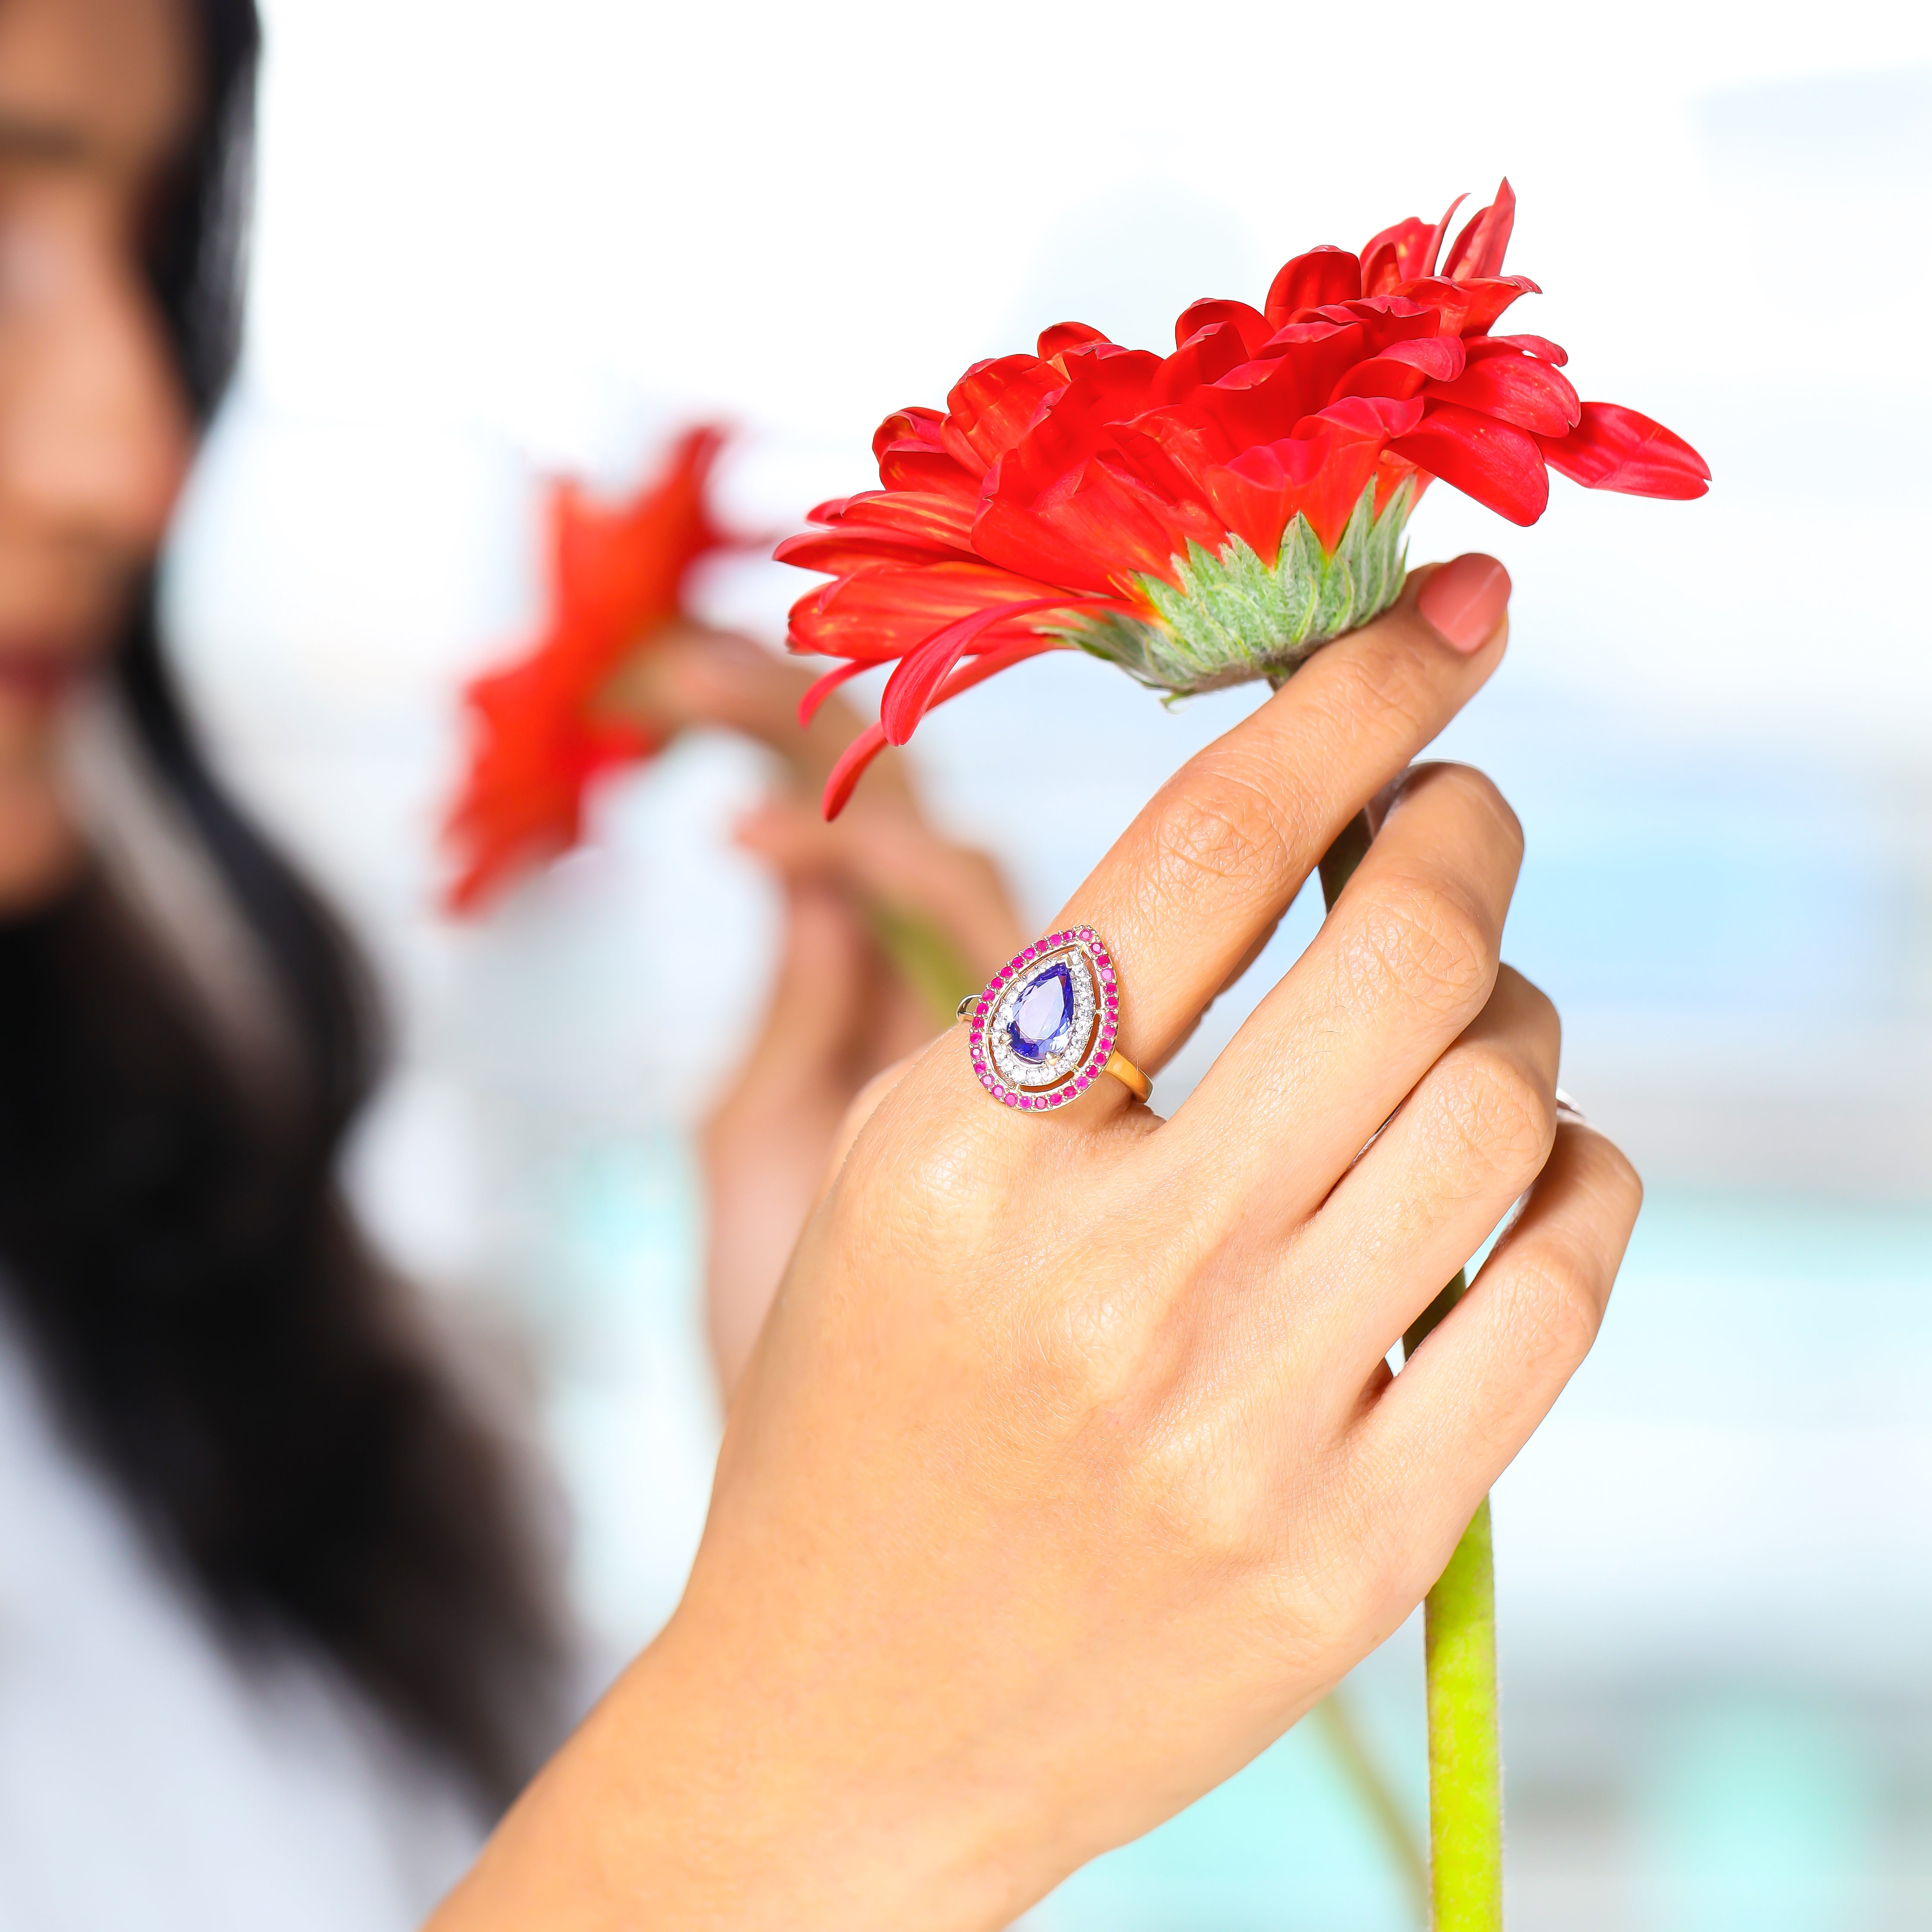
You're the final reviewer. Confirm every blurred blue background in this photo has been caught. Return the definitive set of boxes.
[154,4,1932,1924]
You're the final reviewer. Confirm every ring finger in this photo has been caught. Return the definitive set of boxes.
[1281,964,1562,1400]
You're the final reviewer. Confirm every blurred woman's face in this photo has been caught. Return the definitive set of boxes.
[0,0,196,910]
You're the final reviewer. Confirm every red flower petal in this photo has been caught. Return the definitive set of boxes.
[1388,402,1550,525]
[773,530,959,575]
[1440,179,1516,281]
[822,634,1070,817]
[821,721,891,819]
[1424,352,1581,435]
[879,594,1088,744]
[1478,332,1568,367]
[975,454,1217,592]
[1536,402,1712,499]
[1201,320,1372,444]
[787,558,1068,662]
[872,406,946,463]
[1359,195,1465,295]
[1331,333,1467,404]
[943,354,1068,467]
[1264,246,1363,326]
[1152,320,1252,404]
[1173,298,1274,356]
[814,489,979,549]
[797,657,873,726]
[1038,321,1111,360]
[1394,275,1540,337]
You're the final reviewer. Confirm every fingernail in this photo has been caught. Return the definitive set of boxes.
[1554,1087,1587,1123]
[1417,554,1510,653]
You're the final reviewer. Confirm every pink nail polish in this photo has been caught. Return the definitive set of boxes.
[1417,555,1511,653]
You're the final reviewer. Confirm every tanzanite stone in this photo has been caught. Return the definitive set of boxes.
[1008,961,1075,1064]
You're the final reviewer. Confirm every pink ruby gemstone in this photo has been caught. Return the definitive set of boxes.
[1003,1093,1017,1106]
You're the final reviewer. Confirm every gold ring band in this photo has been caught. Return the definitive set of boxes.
[1101,1049,1151,1103]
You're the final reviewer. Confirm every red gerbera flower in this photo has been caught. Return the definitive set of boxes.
[778,182,1709,816]
[444,426,735,911]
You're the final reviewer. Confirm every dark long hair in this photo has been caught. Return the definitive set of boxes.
[0,0,562,1806]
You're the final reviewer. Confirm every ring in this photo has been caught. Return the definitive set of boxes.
[956,927,1151,1111]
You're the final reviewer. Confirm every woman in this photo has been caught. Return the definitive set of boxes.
[0,0,565,1920]
[0,1,1029,1920]
[0,0,1641,1924]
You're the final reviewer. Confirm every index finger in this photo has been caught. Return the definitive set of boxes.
[1054,556,1513,1078]
[601,624,918,811]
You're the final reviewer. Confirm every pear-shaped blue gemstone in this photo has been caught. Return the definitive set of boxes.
[1009,961,1075,1064]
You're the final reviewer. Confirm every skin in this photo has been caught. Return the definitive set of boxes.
[0,0,195,912]
[434,576,1643,1930]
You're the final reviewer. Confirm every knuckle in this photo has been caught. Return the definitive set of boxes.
[1434,1046,1556,1191]
[1500,1246,1606,1374]
[1587,1135,1645,1225]
[1430,762,1524,862]
[1151,758,1302,896]
[1016,1279,1148,1421]
[1134,1411,1265,1566]
[1349,880,1496,1019]
[1509,967,1560,1042]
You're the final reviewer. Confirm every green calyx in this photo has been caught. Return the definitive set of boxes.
[1049,477,1415,696]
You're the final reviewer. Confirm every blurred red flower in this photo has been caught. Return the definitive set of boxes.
[778,182,1709,816]
[444,426,732,912]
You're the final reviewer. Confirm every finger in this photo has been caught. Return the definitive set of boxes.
[1344,1120,1641,1598]
[1166,764,1524,1219]
[737,796,1023,980]
[1051,557,1511,1079]
[605,624,917,810]
[717,880,872,1101]
[1282,966,1560,1394]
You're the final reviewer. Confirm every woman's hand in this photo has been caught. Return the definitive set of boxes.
[601,623,1025,1390]
[434,561,1640,1931]
[698,794,1022,1389]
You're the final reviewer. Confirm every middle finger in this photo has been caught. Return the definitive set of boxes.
[1163,762,1524,1228]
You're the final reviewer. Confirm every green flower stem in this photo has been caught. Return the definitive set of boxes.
[1321,809,1502,1932]
[866,901,979,1034]
[1422,1492,1499,1932]
[1311,1690,1430,1921]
